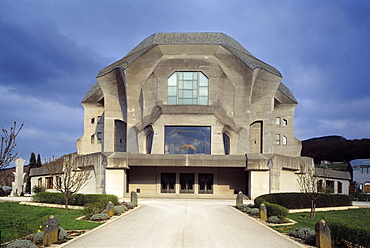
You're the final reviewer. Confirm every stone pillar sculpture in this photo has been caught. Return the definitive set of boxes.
[259,203,268,221]
[43,215,60,246]
[131,191,138,207]
[11,158,26,196]
[315,220,332,248]
[236,191,243,205]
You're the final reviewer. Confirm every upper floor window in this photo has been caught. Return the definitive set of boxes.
[165,126,211,154]
[168,71,209,105]
[223,133,230,155]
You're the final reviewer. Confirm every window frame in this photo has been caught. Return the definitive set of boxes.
[167,71,209,105]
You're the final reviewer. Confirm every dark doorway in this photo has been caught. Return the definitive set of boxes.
[199,173,213,194]
[161,173,175,193]
[180,173,194,193]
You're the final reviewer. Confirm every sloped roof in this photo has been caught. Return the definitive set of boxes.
[97,32,282,78]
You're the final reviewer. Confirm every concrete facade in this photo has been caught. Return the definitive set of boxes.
[34,33,314,199]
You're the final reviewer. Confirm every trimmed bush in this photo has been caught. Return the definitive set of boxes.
[34,231,44,244]
[235,204,248,210]
[247,208,259,215]
[289,227,315,244]
[255,193,352,209]
[267,216,280,224]
[328,221,370,248]
[6,239,38,248]
[263,202,288,217]
[90,213,109,221]
[241,207,251,212]
[83,199,110,218]
[114,205,128,214]
[58,227,68,240]
[123,202,136,209]
[33,192,119,206]
[32,185,46,194]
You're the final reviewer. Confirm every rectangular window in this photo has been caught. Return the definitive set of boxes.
[97,116,103,124]
[283,119,288,126]
[167,71,209,105]
[91,134,95,144]
[46,177,53,189]
[276,134,281,145]
[165,126,211,154]
[338,181,342,194]
[97,132,102,144]
[282,135,287,145]
[38,178,42,187]
[276,117,281,125]
[91,118,95,124]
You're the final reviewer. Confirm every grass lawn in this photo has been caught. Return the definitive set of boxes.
[0,202,102,244]
[271,208,370,234]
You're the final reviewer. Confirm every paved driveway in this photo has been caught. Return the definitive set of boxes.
[62,198,303,248]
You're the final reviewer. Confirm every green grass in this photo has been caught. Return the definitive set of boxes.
[271,208,370,234]
[0,202,102,244]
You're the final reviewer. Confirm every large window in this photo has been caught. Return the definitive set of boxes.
[168,71,209,105]
[165,126,211,154]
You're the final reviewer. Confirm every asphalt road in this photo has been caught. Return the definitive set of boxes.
[61,198,304,248]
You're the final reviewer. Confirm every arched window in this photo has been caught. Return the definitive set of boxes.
[223,133,230,155]
[168,71,209,105]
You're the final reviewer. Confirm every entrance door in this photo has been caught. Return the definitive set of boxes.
[180,173,194,193]
[161,173,175,193]
[199,173,213,194]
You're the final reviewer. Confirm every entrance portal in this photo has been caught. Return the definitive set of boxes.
[180,173,194,193]
[199,173,213,194]
[161,173,175,193]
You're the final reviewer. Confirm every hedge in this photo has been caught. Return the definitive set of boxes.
[33,192,119,206]
[328,221,370,248]
[254,193,352,209]
[263,201,288,217]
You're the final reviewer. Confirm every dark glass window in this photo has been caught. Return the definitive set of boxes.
[223,133,230,155]
[164,126,211,154]
[147,132,154,154]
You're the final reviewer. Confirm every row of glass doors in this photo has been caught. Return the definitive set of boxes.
[161,173,213,194]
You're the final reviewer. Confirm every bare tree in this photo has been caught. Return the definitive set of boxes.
[0,122,24,170]
[297,165,320,218]
[46,154,92,210]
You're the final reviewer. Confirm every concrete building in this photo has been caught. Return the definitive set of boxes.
[315,167,350,194]
[350,159,370,192]
[33,33,314,199]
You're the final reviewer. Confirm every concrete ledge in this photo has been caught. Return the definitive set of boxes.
[289,205,370,213]
[19,202,83,209]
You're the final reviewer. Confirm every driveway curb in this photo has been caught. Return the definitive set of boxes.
[230,206,309,248]
[59,205,143,247]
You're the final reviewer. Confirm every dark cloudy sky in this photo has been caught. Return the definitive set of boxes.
[1,0,369,164]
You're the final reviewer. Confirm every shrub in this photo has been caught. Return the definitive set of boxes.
[255,193,352,209]
[235,204,247,210]
[6,239,38,248]
[32,185,46,194]
[263,202,288,217]
[58,227,68,240]
[123,202,136,209]
[33,231,44,244]
[328,221,370,248]
[241,207,251,212]
[90,213,109,221]
[267,216,280,224]
[247,208,259,215]
[114,205,128,214]
[83,199,109,218]
[33,192,119,206]
[289,228,315,243]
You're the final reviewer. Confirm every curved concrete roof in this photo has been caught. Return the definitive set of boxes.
[97,32,282,78]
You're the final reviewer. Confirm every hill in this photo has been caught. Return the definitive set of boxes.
[301,136,370,164]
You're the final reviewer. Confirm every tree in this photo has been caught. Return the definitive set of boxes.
[46,154,92,210]
[0,122,23,170]
[25,152,38,194]
[296,165,320,218]
[36,154,42,167]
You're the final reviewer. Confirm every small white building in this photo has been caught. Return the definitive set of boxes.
[350,159,370,192]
